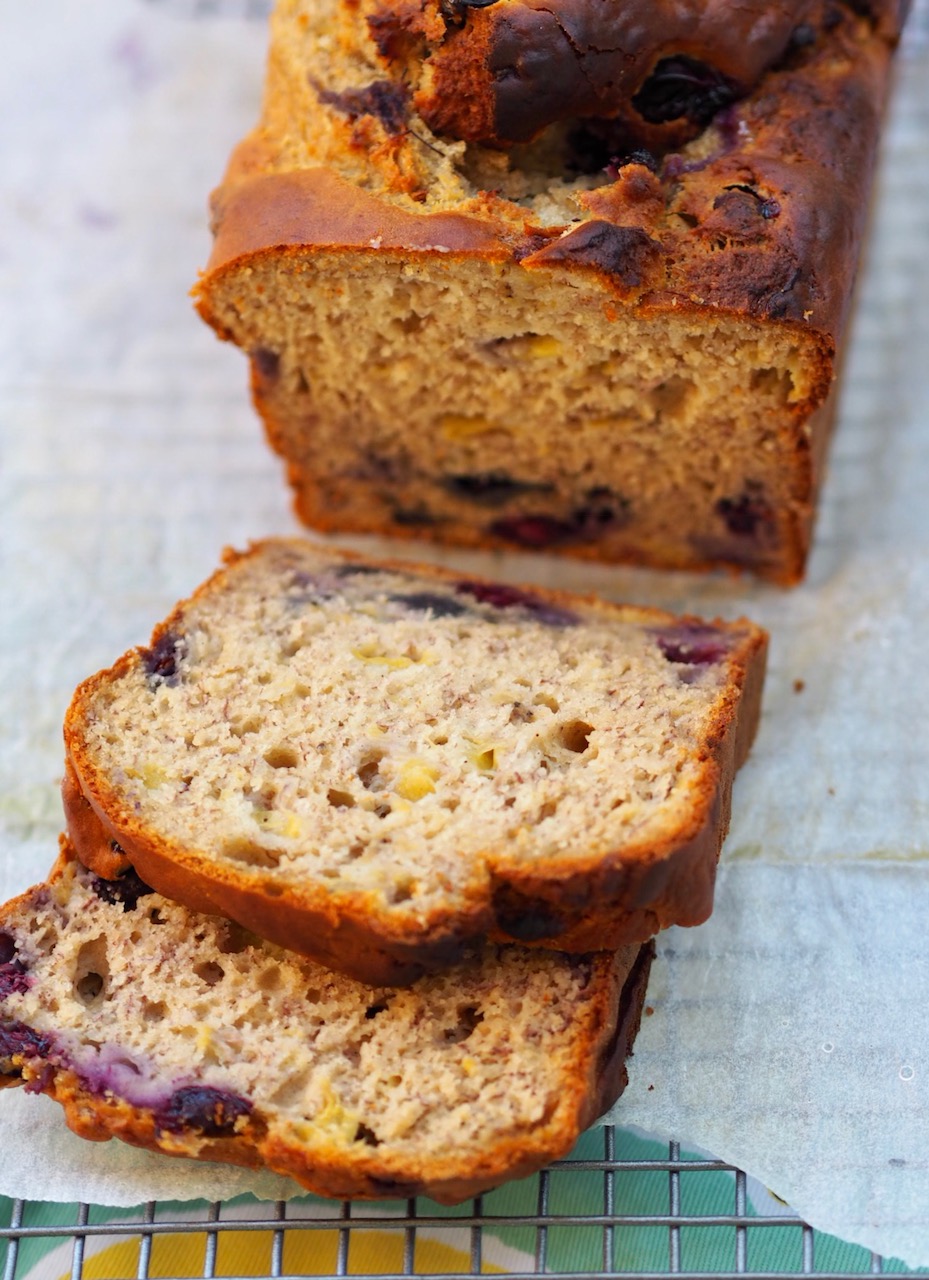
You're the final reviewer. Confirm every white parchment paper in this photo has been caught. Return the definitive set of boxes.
[2,0,929,1261]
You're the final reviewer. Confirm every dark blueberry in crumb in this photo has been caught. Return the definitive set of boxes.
[621,149,659,173]
[790,22,817,48]
[570,487,630,538]
[603,148,660,182]
[0,952,30,998]
[491,488,628,550]
[316,79,410,133]
[331,564,382,579]
[0,934,16,965]
[157,1085,252,1137]
[655,625,732,667]
[251,347,280,380]
[444,471,554,508]
[717,491,775,538]
[389,591,470,619]
[455,581,578,628]
[633,56,738,127]
[140,630,187,687]
[92,868,154,913]
[0,1020,52,1071]
[490,515,577,549]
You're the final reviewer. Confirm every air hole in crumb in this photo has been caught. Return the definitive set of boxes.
[257,672,273,686]
[431,733,449,746]
[264,745,299,769]
[194,961,225,987]
[374,803,392,819]
[649,374,693,419]
[73,937,109,1007]
[441,797,460,813]
[258,966,281,991]
[389,880,415,903]
[148,907,164,925]
[76,972,104,1004]
[142,998,167,1022]
[355,1123,381,1147]
[231,716,261,738]
[218,923,252,954]
[222,839,281,869]
[509,703,535,725]
[365,1002,389,1020]
[750,366,793,401]
[268,1068,312,1109]
[327,788,356,809]
[533,692,560,712]
[538,799,559,821]
[443,1004,484,1044]
[306,987,322,1003]
[558,720,593,753]
[357,753,385,791]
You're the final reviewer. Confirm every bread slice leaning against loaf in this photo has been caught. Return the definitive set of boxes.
[0,843,652,1204]
[64,539,767,985]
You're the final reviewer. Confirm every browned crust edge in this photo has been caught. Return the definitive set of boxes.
[63,540,766,985]
[2,846,654,1204]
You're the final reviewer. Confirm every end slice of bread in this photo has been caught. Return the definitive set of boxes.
[0,843,652,1204]
[64,539,767,984]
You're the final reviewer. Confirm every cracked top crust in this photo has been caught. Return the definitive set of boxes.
[370,0,909,149]
[198,0,907,351]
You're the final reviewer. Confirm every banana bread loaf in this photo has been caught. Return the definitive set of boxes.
[0,844,652,1203]
[194,0,908,582]
[64,539,766,984]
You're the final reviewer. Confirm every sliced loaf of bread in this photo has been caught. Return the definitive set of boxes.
[0,844,652,1203]
[64,539,766,984]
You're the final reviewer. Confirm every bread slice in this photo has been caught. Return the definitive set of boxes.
[64,539,766,984]
[192,0,906,582]
[0,844,652,1204]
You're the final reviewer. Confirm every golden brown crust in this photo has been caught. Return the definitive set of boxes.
[397,0,815,149]
[197,2,895,345]
[63,540,767,985]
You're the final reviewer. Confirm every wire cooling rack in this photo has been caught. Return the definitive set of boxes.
[0,1127,922,1279]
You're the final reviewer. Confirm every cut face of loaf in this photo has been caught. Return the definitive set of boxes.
[193,0,906,582]
[0,846,652,1203]
[64,540,767,984]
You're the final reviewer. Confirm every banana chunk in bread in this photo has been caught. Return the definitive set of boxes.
[194,0,908,582]
[64,540,766,983]
[0,845,652,1204]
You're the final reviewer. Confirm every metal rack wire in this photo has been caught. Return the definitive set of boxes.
[0,1128,920,1279]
